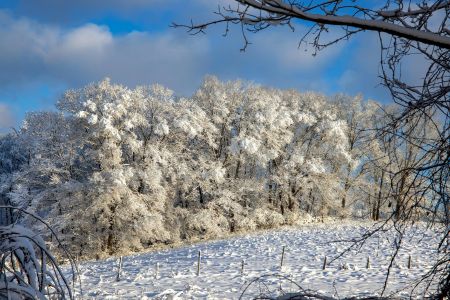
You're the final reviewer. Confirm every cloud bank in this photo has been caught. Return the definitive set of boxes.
[0,9,359,94]
[0,11,211,93]
[0,103,15,132]
[0,3,393,131]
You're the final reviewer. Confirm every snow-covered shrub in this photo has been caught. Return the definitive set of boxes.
[251,208,285,229]
[206,196,256,232]
[283,210,304,225]
[182,209,229,239]
[0,224,75,299]
[234,215,257,232]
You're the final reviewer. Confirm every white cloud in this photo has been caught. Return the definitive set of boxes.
[336,33,391,102]
[336,31,428,103]
[60,24,113,54]
[252,28,344,71]
[0,7,390,104]
[338,69,359,90]
[0,9,349,96]
[0,103,15,129]
[0,10,210,94]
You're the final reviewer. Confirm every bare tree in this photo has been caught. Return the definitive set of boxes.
[174,1,449,297]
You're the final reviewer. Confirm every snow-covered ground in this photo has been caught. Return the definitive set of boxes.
[71,222,440,299]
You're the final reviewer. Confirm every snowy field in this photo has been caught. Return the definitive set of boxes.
[71,222,440,299]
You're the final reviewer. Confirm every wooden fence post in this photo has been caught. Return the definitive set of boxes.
[407,255,411,269]
[241,259,245,275]
[116,256,123,281]
[280,246,286,269]
[155,262,159,279]
[322,256,327,270]
[196,251,201,276]
[366,257,370,269]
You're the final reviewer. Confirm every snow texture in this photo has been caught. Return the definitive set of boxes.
[68,222,439,299]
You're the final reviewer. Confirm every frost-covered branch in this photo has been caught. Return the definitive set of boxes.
[173,0,450,49]
[0,214,76,299]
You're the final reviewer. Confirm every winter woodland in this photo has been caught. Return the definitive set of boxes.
[0,76,443,262]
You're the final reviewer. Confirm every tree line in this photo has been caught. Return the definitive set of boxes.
[0,77,442,258]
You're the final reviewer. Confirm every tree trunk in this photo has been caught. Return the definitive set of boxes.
[395,173,407,220]
[374,170,384,221]
[279,190,285,215]
[288,194,294,211]
[107,204,117,255]
[234,159,241,179]
[197,185,204,205]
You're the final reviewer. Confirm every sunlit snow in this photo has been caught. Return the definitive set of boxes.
[70,222,439,299]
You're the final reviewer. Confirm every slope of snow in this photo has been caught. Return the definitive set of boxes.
[70,222,440,299]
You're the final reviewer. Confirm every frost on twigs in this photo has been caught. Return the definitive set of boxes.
[0,76,446,288]
[0,223,75,299]
[240,273,396,300]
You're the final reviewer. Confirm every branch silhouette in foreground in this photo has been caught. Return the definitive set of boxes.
[174,1,449,297]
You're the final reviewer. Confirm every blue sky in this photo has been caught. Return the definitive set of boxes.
[0,0,390,133]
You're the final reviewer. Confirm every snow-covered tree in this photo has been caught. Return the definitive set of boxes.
[0,77,404,259]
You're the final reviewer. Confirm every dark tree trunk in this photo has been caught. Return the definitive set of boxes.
[279,191,285,215]
[198,185,204,205]
[107,204,117,255]
[374,170,385,221]
[234,159,241,179]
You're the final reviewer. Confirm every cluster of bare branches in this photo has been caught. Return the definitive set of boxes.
[0,206,79,299]
[174,0,449,298]
[239,273,402,299]
[172,1,450,51]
